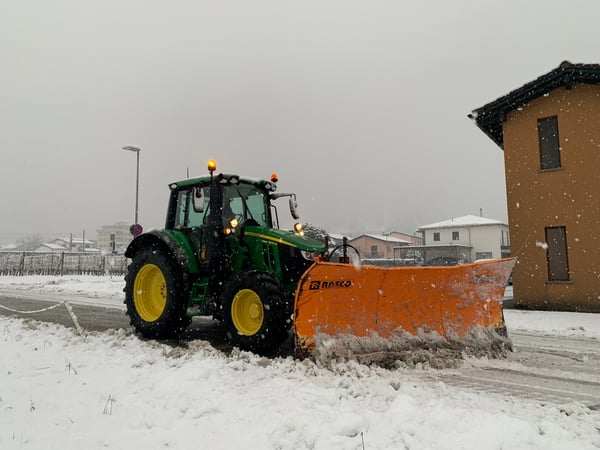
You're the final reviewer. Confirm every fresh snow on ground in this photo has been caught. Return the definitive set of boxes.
[0,275,599,449]
[0,275,126,307]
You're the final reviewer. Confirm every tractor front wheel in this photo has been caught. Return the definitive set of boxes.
[124,249,190,339]
[221,271,289,354]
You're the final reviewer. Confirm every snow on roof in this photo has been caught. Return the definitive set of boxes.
[38,243,68,250]
[54,237,95,245]
[470,61,600,148]
[353,234,412,244]
[418,215,507,230]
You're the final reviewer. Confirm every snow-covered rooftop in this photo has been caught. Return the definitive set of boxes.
[354,234,412,244]
[55,237,95,245]
[418,215,507,230]
[37,243,67,251]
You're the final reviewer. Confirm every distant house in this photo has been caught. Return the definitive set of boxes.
[50,238,99,253]
[405,215,510,265]
[34,243,68,253]
[348,233,413,261]
[387,231,423,246]
[470,61,600,312]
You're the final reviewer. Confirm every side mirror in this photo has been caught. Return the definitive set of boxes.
[289,196,300,220]
[193,187,205,212]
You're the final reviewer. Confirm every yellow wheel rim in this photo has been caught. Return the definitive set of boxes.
[133,264,167,322]
[231,289,264,336]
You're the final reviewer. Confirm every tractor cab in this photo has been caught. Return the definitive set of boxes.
[160,161,325,296]
[166,161,309,240]
[167,175,274,232]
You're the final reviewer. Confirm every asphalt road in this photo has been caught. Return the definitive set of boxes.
[0,294,130,332]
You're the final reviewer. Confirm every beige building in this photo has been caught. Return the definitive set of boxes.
[348,233,415,261]
[470,61,600,312]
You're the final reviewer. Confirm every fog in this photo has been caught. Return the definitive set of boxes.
[2,1,599,243]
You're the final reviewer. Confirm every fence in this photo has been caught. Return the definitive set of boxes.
[0,252,129,276]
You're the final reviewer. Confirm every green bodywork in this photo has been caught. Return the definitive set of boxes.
[125,173,326,318]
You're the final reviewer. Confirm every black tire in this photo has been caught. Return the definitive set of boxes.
[220,271,289,355]
[124,248,190,339]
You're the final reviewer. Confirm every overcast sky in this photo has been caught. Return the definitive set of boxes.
[2,1,599,243]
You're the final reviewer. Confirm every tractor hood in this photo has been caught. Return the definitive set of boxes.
[243,226,326,253]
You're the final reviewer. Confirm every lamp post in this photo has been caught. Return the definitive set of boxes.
[123,145,141,228]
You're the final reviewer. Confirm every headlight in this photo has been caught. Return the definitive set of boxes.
[293,222,303,235]
[301,251,322,261]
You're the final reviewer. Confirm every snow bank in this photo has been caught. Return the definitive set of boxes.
[0,275,125,308]
[505,309,600,339]
[311,327,512,370]
[1,317,599,450]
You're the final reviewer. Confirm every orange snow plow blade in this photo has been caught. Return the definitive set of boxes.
[293,258,516,358]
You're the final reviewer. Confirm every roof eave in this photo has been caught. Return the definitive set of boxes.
[469,62,600,149]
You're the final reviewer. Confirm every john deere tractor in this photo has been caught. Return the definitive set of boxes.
[124,160,326,354]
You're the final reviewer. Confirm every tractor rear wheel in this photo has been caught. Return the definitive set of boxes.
[221,271,289,354]
[124,249,190,339]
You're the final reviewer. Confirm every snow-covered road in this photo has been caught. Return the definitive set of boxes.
[433,331,600,407]
[0,275,599,449]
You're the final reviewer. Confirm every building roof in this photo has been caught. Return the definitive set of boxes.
[350,233,412,244]
[36,243,68,251]
[417,215,506,230]
[469,61,600,148]
[52,237,95,245]
[397,244,473,250]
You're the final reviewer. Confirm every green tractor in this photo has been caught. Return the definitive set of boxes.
[124,160,327,354]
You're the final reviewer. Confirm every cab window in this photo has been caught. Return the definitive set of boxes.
[174,187,210,229]
[222,185,269,227]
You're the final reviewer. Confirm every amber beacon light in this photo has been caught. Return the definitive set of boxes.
[207,160,217,173]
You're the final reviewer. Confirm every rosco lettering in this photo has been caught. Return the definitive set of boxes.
[308,280,353,290]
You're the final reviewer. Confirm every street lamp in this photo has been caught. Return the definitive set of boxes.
[123,145,141,228]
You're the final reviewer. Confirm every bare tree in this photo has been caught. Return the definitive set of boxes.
[16,234,44,251]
